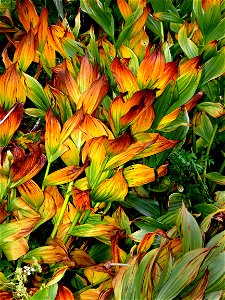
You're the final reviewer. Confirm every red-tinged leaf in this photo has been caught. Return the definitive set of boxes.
[137,232,156,253]
[155,61,178,96]
[134,133,178,159]
[202,0,220,10]
[48,25,69,58]
[0,206,9,223]
[36,7,48,52]
[0,103,24,147]
[123,164,156,187]
[72,188,91,212]
[77,75,109,114]
[130,105,155,134]
[13,28,36,72]
[2,44,13,69]
[55,285,75,300]
[80,114,114,142]
[117,0,132,19]
[137,47,165,89]
[104,141,151,170]
[0,217,39,245]
[1,237,29,261]
[10,144,47,186]
[111,57,139,98]
[105,131,132,156]
[18,179,44,209]
[70,223,119,238]
[0,291,13,299]
[43,162,88,186]
[16,0,39,32]
[0,63,26,109]
[45,108,61,159]
[60,108,84,143]
[77,54,99,93]
[92,169,128,202]
[157,163,168,178]
[120,101,145,128]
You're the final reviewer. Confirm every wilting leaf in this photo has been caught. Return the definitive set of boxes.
[197,102,224,118]
[92,170,128,202]
[72,188,91,212]
[181,271,209,300]
[1,237,29,261]
[16,0,39,32]
[84,267,110,284]
[70,249,95,268]
[176,202,203,254]
[18,179,44,209]
[0,218,39,245]
[206,172,225,185]
[137,232,156,253]
[70,223,119,238]
[35,191,56,229]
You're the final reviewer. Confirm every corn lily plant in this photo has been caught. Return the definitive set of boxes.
[0,0,225,299]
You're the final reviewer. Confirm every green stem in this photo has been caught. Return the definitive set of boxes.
[79,203,101,225]
[51,181,74,239]
[64,211,82,244]
[42,161,51,191]
[203,124,218,183]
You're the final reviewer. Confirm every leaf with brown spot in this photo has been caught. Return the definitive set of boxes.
[105,131,132,156]
[70,249,95,268]
[36,7,48,51]
[123,164,156,187]
[72,188,91,212]
[16,0,39,32]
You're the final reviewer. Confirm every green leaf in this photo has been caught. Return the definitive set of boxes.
[62,37,84,58]
[201,53,225,86]
[80,0,114,40]
[30,283,58,300]
[176,202,203,254]
[178,23,198,59]
[116,7,143,49]
[194,112,213,143]
[205,18,225,43]
[53,0,64,18]
[194,204,219,218]
[22,73,50,111]
[205,172,225,185]
[155,248,209,300]
[146,14,163,38]
[153,11,183,23]
[24,108,46,118]
[206,252,225,294]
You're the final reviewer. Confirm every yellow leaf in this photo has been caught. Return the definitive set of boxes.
[123,164,155,187]
[84,267,110,284]
[1,237,28,261]
[70,249,95,268]
[18,179,44,209]
[137,233,156,253]
[17,0,39,32]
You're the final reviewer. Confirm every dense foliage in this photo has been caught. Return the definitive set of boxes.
[0,0,225,299]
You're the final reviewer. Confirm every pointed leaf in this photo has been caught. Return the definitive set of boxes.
[123,164,155,187]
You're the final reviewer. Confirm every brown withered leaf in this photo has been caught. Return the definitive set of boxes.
[72,188,91,212]
[16,0,39,32]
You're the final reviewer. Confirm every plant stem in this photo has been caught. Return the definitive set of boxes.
[42,161,51,191]
[51,180,74,239]
[203,124,218,183]
[63,211,82,244]
[79,202,101,225]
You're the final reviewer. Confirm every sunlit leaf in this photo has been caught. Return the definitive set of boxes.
[55,285,75,300]
[16,0,39,32]
[1,237,28,261]
[123,164,155,187]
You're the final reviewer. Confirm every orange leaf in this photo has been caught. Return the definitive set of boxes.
[111,57,139,98]
[137,47,165,89]
[36,7,48,51]
[130,7,150,38]
[109,94,126,135]
[134,133,178,159]
[80,114,114,142]
[77,54,99,93]
[155,61,178,96]
[45,108,61,158]
[2,237,29,261]
[55,285,75,300]
[77,75,108,114]
[61,138,80,166]
[0,63,26,108]
[43,162,88,186]
[179,56,201,75]
[117,0,132,19]
[36,191,56,228]
[131,105,155,134]
[137,232,156,253]
[123,164,155,187]
[0,103,23,147]
[13,28,36,72]
[16,0,39,32]
[105,131,132,156]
